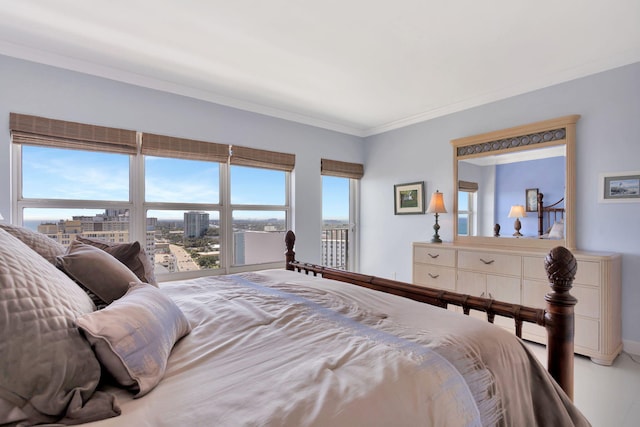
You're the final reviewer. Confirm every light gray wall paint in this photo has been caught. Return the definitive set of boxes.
[362,62,640,345]
[0,55,364,264]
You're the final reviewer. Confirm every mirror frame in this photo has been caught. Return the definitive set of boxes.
[451,115,580,250]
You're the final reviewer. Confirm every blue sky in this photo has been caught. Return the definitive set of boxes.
[22,146,349,221]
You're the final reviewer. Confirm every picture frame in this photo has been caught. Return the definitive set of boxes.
[525,188,539,212]
[599,171,640,203]
[394,181,425,215]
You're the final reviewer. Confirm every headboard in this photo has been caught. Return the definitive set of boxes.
[537,192,565,237]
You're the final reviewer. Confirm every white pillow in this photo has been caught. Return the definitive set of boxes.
[77,283,191,397]
[548,220,564,239]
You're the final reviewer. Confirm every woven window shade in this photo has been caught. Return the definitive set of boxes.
[142,133,229,163]
[10,113,137,155]
[321,159,364,179]
[459,180,479,192]
[230,145,295,172]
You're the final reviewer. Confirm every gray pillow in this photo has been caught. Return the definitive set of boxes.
[0,223,65,264]
[0,228,120,425]
[77,283,191,397]
[76,236,158,286]
[57,240,142,305]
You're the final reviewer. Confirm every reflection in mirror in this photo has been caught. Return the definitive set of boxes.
[451,115,579,250]
[457,145,565,239]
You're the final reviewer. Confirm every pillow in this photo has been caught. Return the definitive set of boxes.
[77,283,191,397]
[548,220,564,239]
[0,223,65,264]
[0,228,120,425]
[57,240,143,305]
[76,236,158,286]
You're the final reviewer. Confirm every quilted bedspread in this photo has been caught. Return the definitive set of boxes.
[75,269,589,427]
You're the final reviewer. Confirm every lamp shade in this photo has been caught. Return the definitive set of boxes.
[508,205,526,219]
[426,191,447,214]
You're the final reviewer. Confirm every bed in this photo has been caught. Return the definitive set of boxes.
[537,192,565,239]
[0,224,589,426]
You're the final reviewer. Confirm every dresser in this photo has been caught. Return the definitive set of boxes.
[413,242,622,365]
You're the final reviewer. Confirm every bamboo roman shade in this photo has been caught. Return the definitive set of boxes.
[141,133,229,163]
[10,113,137,155]
[230,145,295,172]
[321,159,364,179]
[458,180,479,192]
[11,113,295,169]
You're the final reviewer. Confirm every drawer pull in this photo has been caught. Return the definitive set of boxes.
[428,253,440,259]
[480,258,495,265]
[428,273,440,279]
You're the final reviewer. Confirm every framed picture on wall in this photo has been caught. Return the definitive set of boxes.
[526,188,539,212]
[394,181,425,214]
[599,171,640,203]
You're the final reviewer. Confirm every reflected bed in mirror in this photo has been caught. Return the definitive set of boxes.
[451,115,579,250]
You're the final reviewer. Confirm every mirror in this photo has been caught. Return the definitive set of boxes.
[451,115,579,250]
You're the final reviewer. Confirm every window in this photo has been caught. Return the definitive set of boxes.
[322,176,350,269]
[230,166,289,267]
[22,146,130,201]
[147,210,220,273]
[12,113,293,280]
[321,159,363,271]
[145,157,219,204]
[457,180,478,236]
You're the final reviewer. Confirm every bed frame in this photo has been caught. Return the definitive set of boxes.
[538,192,565,237]
[284,230,578,400]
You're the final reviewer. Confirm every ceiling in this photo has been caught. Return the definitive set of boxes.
[1,1,638,137]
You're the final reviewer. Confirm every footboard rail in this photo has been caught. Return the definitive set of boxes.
[284,230,578,400]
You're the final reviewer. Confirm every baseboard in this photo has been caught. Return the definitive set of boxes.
[623,339,640,356]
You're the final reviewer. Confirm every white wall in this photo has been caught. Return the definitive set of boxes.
[361,62,640,347]
[0,54,364,264]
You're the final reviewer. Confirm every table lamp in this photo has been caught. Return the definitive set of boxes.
[508,205,526,237]
[426,190,447,243]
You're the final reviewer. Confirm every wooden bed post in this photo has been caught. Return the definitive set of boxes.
[544,246,578,400]
[285,230,295,271]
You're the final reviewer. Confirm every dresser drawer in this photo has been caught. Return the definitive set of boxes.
[458,251,521,276]
[413,264,456,290]
[413,246,456,267]
[523,280,599,318]
[574,261,600,287]
[524,256,600,287]
[522,316,600,352]
[523,256,546,280]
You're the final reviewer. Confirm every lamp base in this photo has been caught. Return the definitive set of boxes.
[513,218,522,237]
[431,213,443,243]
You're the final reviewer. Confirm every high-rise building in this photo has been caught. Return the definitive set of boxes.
[184,211,209,238]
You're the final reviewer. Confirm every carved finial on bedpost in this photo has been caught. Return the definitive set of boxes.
[544,246,578,400]
[285,230,296,271]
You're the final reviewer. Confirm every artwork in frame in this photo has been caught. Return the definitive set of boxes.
[599,171,640,203]
[526,188,539,212]
[394,181,425,215]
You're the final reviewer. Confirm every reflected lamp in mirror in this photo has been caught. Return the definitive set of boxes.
[426,190,447,243]
[508,205,526,237]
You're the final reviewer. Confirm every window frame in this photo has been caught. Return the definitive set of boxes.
[12,136,292,281]
[320,172,360,272]
[457,189,476,237]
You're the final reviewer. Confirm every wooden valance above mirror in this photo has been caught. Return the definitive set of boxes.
[451,115,580,250]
